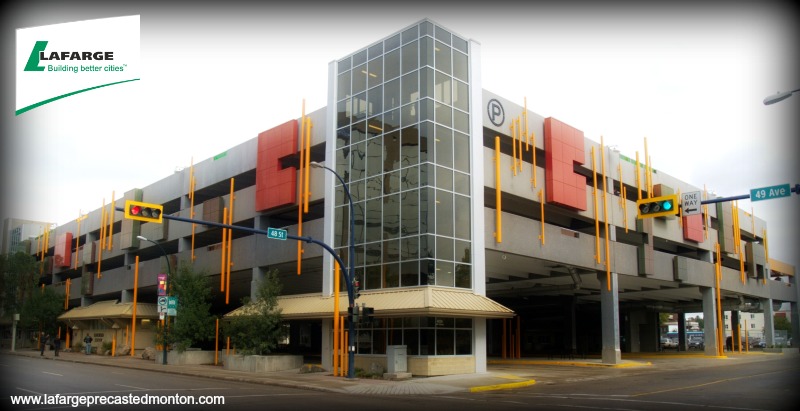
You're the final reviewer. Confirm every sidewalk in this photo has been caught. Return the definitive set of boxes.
[3,348,753,396]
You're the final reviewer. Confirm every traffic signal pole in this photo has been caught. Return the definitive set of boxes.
[115,206,357,375]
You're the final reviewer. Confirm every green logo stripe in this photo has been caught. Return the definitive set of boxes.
[15,78,140,116]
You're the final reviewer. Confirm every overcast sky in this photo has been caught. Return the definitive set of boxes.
[2,1,798,270]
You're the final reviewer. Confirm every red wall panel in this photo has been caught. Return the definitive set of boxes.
[256,120,299,212]
[544,117,587,211]
[54,232,73,268]
[682,213,704,243]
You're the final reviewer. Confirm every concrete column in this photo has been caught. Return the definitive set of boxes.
[250,267,265,301]
[677,314,686,351]
[730,311,741,351]
[120,289,133,303]
[598,272,621,364]
[474,318,487,373]
[701,287,719,356]
[321,318,332,371]
[570,297,577,354]
[761,297,775,346]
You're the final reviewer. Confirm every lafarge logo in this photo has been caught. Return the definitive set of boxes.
[15,16,139,115]
[24,40,122,73]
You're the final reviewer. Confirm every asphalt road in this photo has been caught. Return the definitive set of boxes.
[2,354,798,411]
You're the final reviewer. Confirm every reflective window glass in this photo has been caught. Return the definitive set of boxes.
[435,126,454,168]
[366,137,382,177]
[384,241,400,265]
[434,71,451,104]
[366,198,382,242]
[435,261,455,287]
[338,71,351,101]
[367,86,382,117]
[365,264,381,289]
[436,236,454,262]
[401,165,419,190]
[453,51,468,82]
[453,171,469,195]
[455,264,471,289]
[453,131,470,173]
[401,71,419,105]
[366,175,382,200]
[400,126,419,167]
[453,79,468,111]
[383,194,400,239]
[351,142,366,181]
[454,194,470,240]
[434,41,451,75]
[402,40,418,74]
[338,56,351,73]
[401,260,419,286]
[353,49,367,67]
[436,166,453,191]
[384,78,400,111]
[352,120,367,144]
[384,108,400,132]
[402,25,418,44]
[455,240,471,264]
[368,42,383,59]
[337,99,351,129]
[435,102,452,127]
[384,48,400,80]
[353,64,367,95]
[384,131,400,172]
[401,236,419,260]
[368,57,383,88]
[401,189,419,236]
[353,92,367,121]
[436,189,454,236]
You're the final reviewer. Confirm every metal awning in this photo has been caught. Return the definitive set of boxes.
[58,300,159,322]
[225,287,515,320]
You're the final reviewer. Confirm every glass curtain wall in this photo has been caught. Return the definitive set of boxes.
[334,20,472,291]
[334,20,472,290]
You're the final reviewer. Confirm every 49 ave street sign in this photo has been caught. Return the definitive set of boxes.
[750,184,791,202]
[682,191,702,216]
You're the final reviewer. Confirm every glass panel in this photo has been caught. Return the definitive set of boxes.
[436,166,453,191]
[453,80,468,111]
[334,205,345,247]
[383,194,400,239]
[437,317,455,328]
[455,318,472,328]
[337,99,351,129]
[453,110,469,134]
[351,141,366,181]
[352,120,367,144]
[366,242,382,265]
[420,20,434,37]
[435,126,453,168]
[455,330,471,354]
[367,86,382,118]
[435,102,452,128]
[435,261,455,287]
[403,317,419,327]
[434,71,451,104]
[337,71,351,101]
[401,189,419,236]
[366,137,382,177]
[368,42,383,60]
[420,234,435,258]
[367,116,383,138]
[384,78,400,111]
[389,328,401,346]
[372,329,386,354]
[336,147,349,183]
[353,64,367,95]
[384,131,400,172]
[420,67,434,99]
[383,262,399,288]
[351,180,365,202]
[452,35,468,53]
[434,41,451,75]
[420,187,435,234]
[402,102,418,128]
[402,25,418,44]
[455,264,471,288]
[454,171,469,195]
[353,49,367,67]
[419,98,433,123]
[353,92,367,121]
[401,71,419,105]
[436,329,454,355]
[366,175,382,200]
[402,40,418,74]
[420,329,435,355]
[336,127,350,149]
[401,260,418,286]
[453,131,469,173]
[384,108,400,133]
[420,259,435,285]
[400,126,419,167]
[368,57,383,88]
[366,198,382,243]
[365,263,381,288]
[419,121,433,163]
[384,48,400,80]
[453,51,468,82]
[436,190,454,237]
[420,35,434,67]
[384,170,400,195]
[403,329,419,355]
[436,235,454,261]
[400,165,419,190]
[353,201,365,244]
[434,26,451,45]
[338,56,351,73]
[454,194,470,240]
[455,239,471,264]
[419,162,434,187]
[401,236,419,260]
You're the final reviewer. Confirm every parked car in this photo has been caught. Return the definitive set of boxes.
[751,340,766,348]
[660,337,677,349]
[688,338,704,350]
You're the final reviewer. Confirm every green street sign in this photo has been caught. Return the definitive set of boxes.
[267,227,288,240]
[750,184,791,202]
[167,296,178,316]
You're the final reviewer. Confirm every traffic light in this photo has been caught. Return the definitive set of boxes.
[363,306,374,324]
[636,194,678,219]
[124,200,164,223]
[353,279,361,299]
[348,306,360,324]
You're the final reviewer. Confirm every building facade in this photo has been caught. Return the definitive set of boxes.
[20,19,799,374]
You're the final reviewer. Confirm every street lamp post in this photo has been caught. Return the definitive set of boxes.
[310,161,357,379]
[763,88,800,105]
[137,235,173,365]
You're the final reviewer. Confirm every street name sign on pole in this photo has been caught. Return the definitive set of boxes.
[157,296,167,313]
[267,227,288,240]
[682,191,702,216]
[750,184,791,202]
[167,296,178,316]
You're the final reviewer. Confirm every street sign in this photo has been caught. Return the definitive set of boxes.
[267,227,288,240]
[167,296,178,316]
[157,273,167,296]
[750,184,791,202]
[681,191,702,216]
[157,296,167,313]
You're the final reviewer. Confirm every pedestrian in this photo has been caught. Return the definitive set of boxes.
[83,334,93,355]
[53,335,60,357]
[40,333,50,356]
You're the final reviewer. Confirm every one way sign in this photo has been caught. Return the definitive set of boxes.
[682,191,702,216]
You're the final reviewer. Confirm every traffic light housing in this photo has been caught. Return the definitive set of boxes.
[124,200,164,223]
[363,306,374,324]
[636,194,678,219]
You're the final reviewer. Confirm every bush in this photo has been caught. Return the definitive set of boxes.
[224,269,284,355]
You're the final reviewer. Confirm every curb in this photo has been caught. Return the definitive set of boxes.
[469,379,536,392]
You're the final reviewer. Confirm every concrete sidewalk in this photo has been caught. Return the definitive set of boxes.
[5,348,751,396]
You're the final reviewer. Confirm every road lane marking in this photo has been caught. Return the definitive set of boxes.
[42,371,63,376]
[631,368,794,397]
[115,384,147,390]
[15,387,43,395]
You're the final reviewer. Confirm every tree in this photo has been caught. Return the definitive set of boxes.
[1,252,38,315]
[19,286,64,335]
[774,315,791,333]
[224,268,284,355]
[169,262,214,352]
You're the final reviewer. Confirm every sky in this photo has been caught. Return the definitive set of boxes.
[2,1,798,271]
